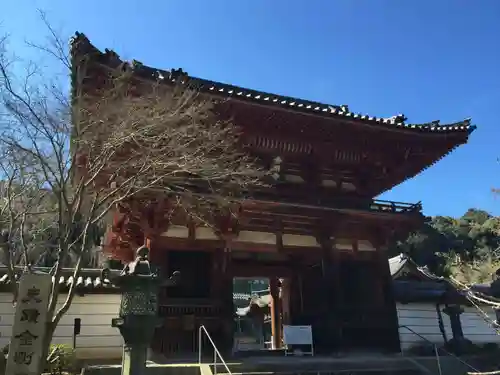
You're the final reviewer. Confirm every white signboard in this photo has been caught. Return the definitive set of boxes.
[6,272,52,375]
[283,325,314,356]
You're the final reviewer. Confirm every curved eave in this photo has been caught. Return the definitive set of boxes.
[69,32,477,137]
[376,139,472,196]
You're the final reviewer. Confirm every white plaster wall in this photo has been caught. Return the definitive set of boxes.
[397,302,500,350]
[0,292,122,359]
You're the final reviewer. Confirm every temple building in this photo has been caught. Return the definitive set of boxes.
[70,32,475,358]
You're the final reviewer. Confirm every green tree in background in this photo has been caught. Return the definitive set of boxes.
[391,208,500,284]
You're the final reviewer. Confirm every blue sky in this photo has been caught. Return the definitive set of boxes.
[3,0,500,217]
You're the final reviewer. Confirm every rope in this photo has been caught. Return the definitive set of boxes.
[406,256,500,332]
[448,277,500,333]
[403,256,500,375]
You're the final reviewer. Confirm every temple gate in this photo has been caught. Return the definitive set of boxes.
[70,32,475,358]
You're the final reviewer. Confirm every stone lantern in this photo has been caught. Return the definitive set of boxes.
[107,245,179,375]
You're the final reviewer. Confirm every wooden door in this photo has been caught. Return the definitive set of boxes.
[289,261,338,353]
[339,258,400,352]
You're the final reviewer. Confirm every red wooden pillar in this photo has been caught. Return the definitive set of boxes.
[328,239,342,350]
[270,277,282,349]
[372,234,390,307]
[281,278,291,326]
[144,234,165,277]
[371,227,402,353]
[280,278,291,348]
[315,234,342,352]
[142,197,173,267]
[144,236,154,258]
[211,236,235,355]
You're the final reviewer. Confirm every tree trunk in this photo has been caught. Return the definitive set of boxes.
[37,322,56,375]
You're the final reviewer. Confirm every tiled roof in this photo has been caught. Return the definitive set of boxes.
[389,254,446,281]
[70,32,476,136]
[389,254,410,278]
[233,292,252,301]
[171,78,475,135]
[0,267,118,294]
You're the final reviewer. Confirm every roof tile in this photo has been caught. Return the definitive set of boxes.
[0,267,117,293]
[70,32,476,136]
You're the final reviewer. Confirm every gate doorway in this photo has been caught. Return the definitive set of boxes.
[233,277,271,352]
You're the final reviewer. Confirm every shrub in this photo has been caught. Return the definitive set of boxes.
[46,344,77,375]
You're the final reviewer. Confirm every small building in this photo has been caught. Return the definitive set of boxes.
[390,255,500,350]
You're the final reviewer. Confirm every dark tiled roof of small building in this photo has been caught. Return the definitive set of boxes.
[0,267,118,294]
[389,254,447,282]
[70,32,476,136]
[389,254,410,278]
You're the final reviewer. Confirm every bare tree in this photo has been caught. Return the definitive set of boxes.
[0,18,262,370]
[0,154,56,296]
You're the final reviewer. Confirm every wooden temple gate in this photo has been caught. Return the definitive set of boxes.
[71,32,475,358]
[144,228,404,357]
[99,194,418,357]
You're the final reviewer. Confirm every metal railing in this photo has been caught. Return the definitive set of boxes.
[198,325,232,375]
[371,199,422,213]
[399,325,481,375]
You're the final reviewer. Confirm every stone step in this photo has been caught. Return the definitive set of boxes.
[82,363,202,375]
[82,359,424,375]
[208,356,424,375]
[213,370,422,375]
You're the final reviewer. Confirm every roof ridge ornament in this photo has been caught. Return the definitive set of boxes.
[69,32,90,50]
[169,68,188,81]
[386,114,407,124]
[395,114,407,123]
[104,48,121,66]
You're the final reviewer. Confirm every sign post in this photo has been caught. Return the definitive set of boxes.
[6,272,52,375]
